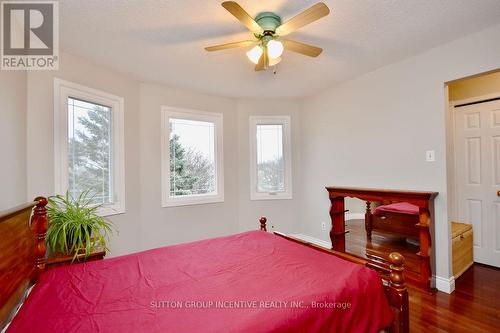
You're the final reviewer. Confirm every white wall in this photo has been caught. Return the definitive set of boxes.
[25,53,244,256]
[21,52,301,257]
[138,83,240,250]
[16,22,500,293]
[0,71,27,210]
[236,99,302,234]
[299,23,500,292]
[26,52,142,256]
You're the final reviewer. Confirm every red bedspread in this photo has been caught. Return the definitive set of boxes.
[8,231,393,333]
[374,202,420,216]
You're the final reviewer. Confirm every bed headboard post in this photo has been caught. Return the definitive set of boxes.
[388,252,409,333]
[259,217,267,231]
[32,197,48,279]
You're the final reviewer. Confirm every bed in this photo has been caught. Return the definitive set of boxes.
[0,198,409,332]
[369,202,421,240]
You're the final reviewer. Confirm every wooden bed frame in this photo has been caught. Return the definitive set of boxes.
[0,197,47,330]
[0,199,409,333]
[259,217,409,333]
[367,209,420,240]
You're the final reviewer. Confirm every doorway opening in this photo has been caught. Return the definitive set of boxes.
[446,69,500,270]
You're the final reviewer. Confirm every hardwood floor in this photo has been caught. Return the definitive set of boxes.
[344,219,500,332]
[409,264,500,332]
[344,219,421,275]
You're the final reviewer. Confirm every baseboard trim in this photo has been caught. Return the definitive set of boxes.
[345,213,364,220]
[290,234,331,248]
[434,275,455,294]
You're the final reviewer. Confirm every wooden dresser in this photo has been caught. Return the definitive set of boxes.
[326,186,438,291]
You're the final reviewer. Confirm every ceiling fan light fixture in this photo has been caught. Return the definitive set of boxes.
[246,45,263,64]
[267,40,284,59]
[206,2,329,71]
[269,56,281,67]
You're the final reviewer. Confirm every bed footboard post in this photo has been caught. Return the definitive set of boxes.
[365,201,372,241]
[259,217,267,231]
[388,252,409,333]
[32,197,48,279]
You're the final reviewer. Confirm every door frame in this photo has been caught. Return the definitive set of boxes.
[446,90,500,230]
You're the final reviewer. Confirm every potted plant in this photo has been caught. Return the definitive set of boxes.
[46,190,114,261]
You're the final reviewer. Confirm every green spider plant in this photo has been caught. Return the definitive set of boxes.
[46,190,114,261]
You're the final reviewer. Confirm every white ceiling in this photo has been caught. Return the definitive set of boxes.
[59,0,500,99]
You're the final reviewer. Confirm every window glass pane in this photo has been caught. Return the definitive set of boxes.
[169,118,216,197]
[256,124,285,192]
[67,97,113,205]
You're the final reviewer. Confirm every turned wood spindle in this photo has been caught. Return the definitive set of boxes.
[365,201,372,241]
[388,252,405,289]
[388,252,409,333]
[32,197,48,278]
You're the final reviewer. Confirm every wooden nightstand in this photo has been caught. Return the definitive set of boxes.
[46,248,106,269]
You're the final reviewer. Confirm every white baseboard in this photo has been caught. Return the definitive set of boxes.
[434,275,455,294]
[345,213,364,220]
[290,234,331,248]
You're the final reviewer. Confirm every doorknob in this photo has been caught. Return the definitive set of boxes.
[497,191,500,197]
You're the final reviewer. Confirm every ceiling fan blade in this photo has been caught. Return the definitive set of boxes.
[276,3,330,36]
[222,1,263,34]
[255,49,268,71]
[283,39,323,57]
[205,40,257,52]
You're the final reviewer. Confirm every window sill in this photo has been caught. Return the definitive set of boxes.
[250,193,293,201]
[162,195,224,208]
[97,205,126,217]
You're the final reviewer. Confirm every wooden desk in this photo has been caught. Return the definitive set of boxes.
[326,187,438,290]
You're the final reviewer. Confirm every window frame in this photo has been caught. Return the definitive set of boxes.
[249,115,292,201]
[161,106,224,207]
[54,78,126,216]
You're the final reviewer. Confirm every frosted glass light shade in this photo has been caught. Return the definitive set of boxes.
[267,40,284,59]
[246,45,263,64]
[269,57,281,66]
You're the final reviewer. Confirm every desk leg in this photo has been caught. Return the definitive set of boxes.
[417,207,432,289]
[330,196,346,252]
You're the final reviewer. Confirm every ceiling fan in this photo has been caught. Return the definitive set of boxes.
[205,1,330,71]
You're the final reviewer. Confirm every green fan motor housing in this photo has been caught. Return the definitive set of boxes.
[255,12,282,33]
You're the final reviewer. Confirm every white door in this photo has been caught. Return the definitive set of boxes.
[455,99,500,267]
